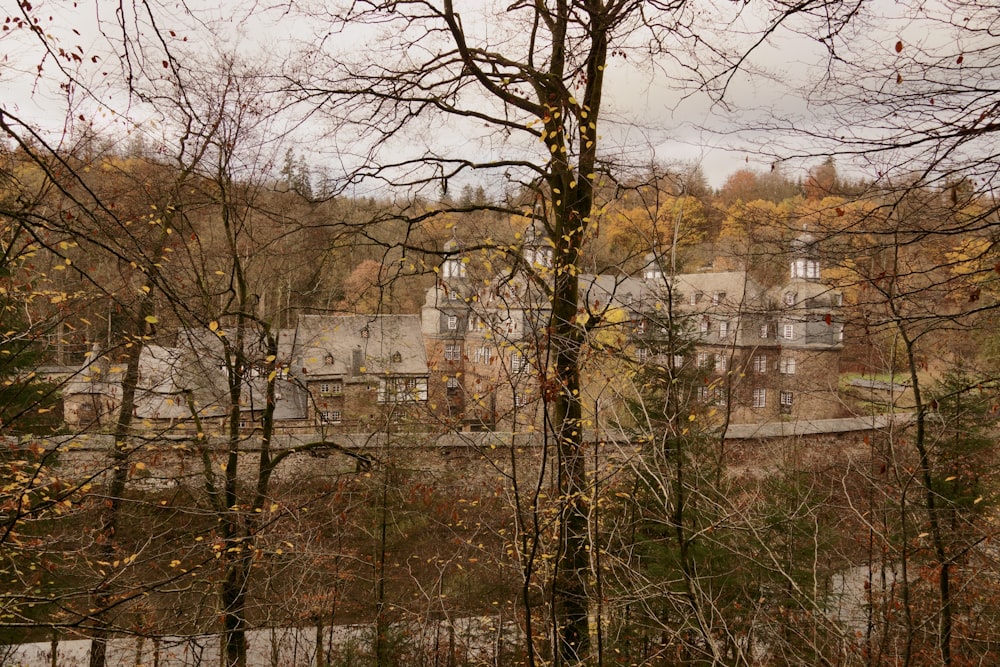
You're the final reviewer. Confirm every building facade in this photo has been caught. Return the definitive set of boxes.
[64,230,843,435]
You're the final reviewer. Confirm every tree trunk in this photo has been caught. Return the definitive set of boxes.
[221,551,252,667]
[89,278,158,667]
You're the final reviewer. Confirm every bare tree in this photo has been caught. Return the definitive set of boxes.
[287,1,864,662]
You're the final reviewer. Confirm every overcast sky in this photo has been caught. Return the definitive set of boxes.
[0,0,945,190]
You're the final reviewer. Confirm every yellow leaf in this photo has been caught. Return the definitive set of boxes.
[145,315,158,324]
[208,321,219,331]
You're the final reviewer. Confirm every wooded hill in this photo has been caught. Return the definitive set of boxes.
[3,134,1000,666]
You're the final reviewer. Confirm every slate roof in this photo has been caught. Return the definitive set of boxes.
[289,314,429,379]
[576,270,767,318]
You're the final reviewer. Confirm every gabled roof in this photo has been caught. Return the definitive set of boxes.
[290,314,428,378]
[65,342,309,422]
[670,271,762,304]
[577,270,766,318]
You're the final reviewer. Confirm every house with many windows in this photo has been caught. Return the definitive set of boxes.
[64,314,430,434]
[286,314,430,431]
[421,226,845,430]
[64,225,842,435]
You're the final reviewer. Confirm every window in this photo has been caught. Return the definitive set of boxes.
[444,344,462,361]
[446,376,460,391]
[719,321,729,337]
[806,261,819,279]
[780,357,797,374]
[759,323,769,338]
[447,315,458,330]
[379,377,427,403]
[474,346,492,364]
[511,352,526,372]
[713,387,727,406]
[689,292,702,306]
[697,351,710,368]
[324,354,334,364]
[783,323,794,339]
[784,292,795,306]
[753,355,767,373]
[780,390,793,406]
[443,258,466,279]
[391,351,402,363]
[515,392,530,407]
[449,289,460,301]
[673,355,684,369]
[319,410,342,424]
[712,291,725,305]
[835,292,844,307]
[715,354,727,372]
[634,318,646,334]
[838,326,845,342]
[700,317,710,334]
[698,386,710,401]
[637,347,650,363]
[752,387,766,408]
[319,382,343,395]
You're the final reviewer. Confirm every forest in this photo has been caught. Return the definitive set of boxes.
[2,0,1000,666]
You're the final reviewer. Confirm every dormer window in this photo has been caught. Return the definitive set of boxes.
[361,327,370,339]
[391,351,402,363]
[784,292,795,307]
[525,245,553,269]
[791,258,820,280]
[324,354,334,365]
[443,257,466,279]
